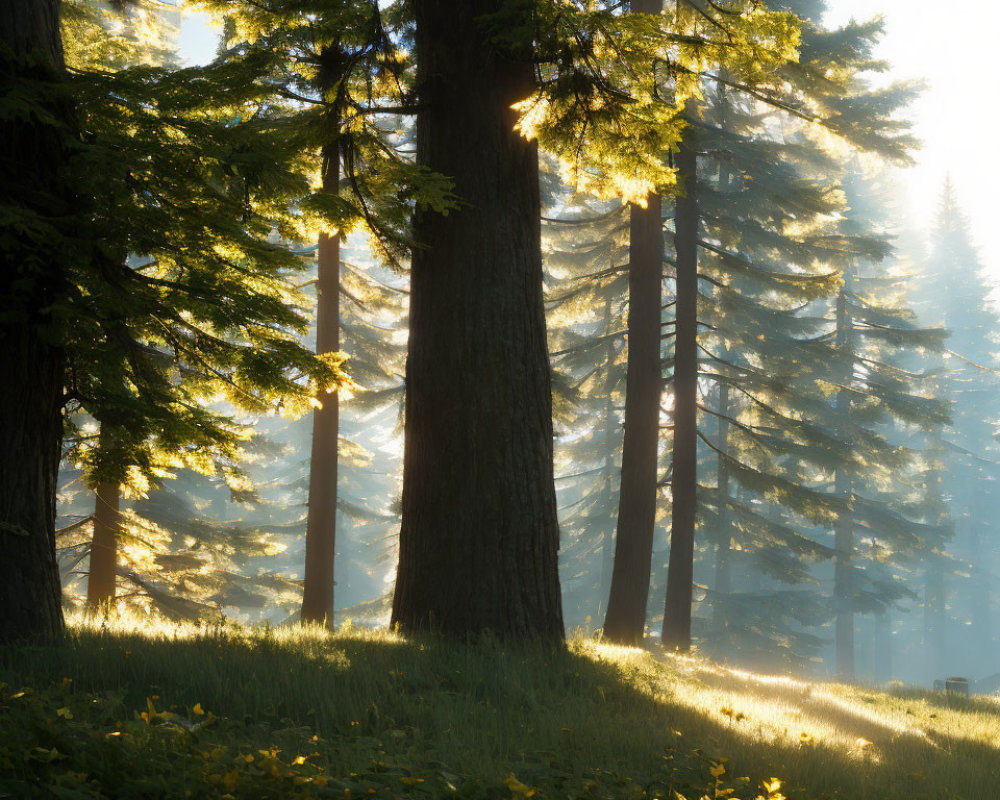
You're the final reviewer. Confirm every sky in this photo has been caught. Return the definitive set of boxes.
[180,2,1000,280]
[823,0,1000,283]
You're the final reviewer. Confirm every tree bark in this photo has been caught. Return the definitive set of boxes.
[391,0,563,639]
[603,195,663,644]
[86,482,121,608]
[662,142,699,652]
[301,145,341,627]
[0,0,68,642]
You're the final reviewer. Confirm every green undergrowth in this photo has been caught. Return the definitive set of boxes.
[0,617,997,799]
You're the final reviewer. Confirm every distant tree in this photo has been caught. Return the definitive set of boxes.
[912,180,1000,677]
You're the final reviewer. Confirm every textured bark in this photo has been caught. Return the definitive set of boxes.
[0,0,67,642]
[86,482,121,608]
[833,289,855,679]
[711,381,733,634]
[603,196,663,644]
[301,147,341,628]
[662,143,699,652]
[390,0,563,639]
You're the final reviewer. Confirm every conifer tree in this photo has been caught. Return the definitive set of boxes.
[603,0,666,647]
[912,181,1000,677]
[1,0,352,639]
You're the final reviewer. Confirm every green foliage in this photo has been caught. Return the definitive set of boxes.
[2,620,999,799]
[517,1,802,203]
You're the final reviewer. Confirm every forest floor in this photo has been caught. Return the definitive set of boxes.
[1,616,998,799]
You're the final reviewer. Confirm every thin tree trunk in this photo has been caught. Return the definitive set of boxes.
[391,0,563,639]
[597,298,619,619]
[0,0,68,642]
[712,381,732,634]
[603,195,663,643]
[833,287,854,679]
[601,0,664,646]
[301,144,341,627]
[662,142,699,652]
[86,482,121,608]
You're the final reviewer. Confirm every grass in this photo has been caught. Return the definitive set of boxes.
[1,615,998,799]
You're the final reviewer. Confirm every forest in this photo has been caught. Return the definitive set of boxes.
[2,0,999,798]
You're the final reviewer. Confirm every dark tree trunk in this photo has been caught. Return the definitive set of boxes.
[711,381,732,634]
[301,146,341,627]
[600,0,664,646]
[86,482,120,608]
[833,288,854,679]
[0,0,68,642]
[603,196,663,644]
[662,143,699,652]
[391,0,563,639]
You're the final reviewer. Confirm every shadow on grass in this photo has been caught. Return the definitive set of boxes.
[1,628,998,799]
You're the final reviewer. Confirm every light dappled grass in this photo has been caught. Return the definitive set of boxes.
[0,613,997,798]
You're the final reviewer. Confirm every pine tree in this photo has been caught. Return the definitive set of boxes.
[603,0,666,647]
[1,0,353,639]
[912,181,1000,678]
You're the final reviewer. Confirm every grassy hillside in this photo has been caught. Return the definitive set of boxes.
[1,616,997,799]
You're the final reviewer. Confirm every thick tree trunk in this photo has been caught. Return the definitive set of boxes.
[662,143,699,651]
[86,482,121,608]
[0,0,68,642]
[391,0,563,639]
[712,381,732,634]
[603,196,663,644]
[301,146,341,627]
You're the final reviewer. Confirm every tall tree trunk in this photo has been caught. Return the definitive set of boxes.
[662,142,699,651]
[391,0,563,639]
[603,196,663,643]
[712,381,732,635]
[0,0,68,642]
[833,288,855,679]
[597,298,619,619]
[86,482,121,608]
[301,145,341,627]
[601,0,664,646]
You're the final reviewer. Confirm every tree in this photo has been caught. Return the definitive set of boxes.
[1,0,77,641]
[391,0,564,638]
[2,0,348,640]
[603,0,665,646]
[912,180,1000,678]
